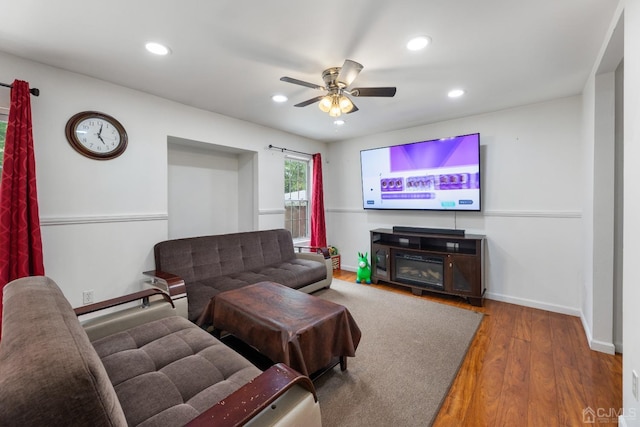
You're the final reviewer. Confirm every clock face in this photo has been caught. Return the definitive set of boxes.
[65,111,127,160]
[74,118,121,154]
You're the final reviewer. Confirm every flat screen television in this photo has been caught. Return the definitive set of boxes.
[360,133,481,211]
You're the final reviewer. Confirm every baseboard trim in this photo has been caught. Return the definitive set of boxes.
[485,291,580,317]
[580,312,616,355]
[590,339,616,355]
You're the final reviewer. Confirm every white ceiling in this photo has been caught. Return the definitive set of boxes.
[0,0,619,142]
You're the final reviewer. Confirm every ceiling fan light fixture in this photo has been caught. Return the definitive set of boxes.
[282,58,396,117]
[339,95,354,113]
[329,96,342,117]
[319,95,332,112]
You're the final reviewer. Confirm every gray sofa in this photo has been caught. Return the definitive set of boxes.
[0,276,322,427]
[146,229,332,323]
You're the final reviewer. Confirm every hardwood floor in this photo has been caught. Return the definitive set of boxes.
[332,270,623,426]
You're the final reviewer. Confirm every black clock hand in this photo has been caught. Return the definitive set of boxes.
[95,124,106,144]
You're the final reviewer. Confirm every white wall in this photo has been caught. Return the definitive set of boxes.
[623,1,640,424]
[167,138,259,238]
[168,143,240,238]
[326,97,584,315]
[614,59,624,353]
[0,51,327,307]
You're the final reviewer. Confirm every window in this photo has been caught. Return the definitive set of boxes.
[0,117,7,174]
[284,156,310,240]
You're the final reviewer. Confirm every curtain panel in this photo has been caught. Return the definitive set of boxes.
[0,80,45,335]
[310,153,327,247]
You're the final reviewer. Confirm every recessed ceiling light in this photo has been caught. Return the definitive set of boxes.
[448,89,465,98]
[145,42,170,55]
[406,36,431,51]
[334,119,345,126]
[272,94,288,103]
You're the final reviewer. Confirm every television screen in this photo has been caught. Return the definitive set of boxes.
[360,133,481,211]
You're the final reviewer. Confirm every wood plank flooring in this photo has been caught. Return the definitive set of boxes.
[332,270,622,426]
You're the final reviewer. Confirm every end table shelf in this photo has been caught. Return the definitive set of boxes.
[370,228,486,306]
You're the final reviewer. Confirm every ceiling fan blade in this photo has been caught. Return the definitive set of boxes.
[350,87,397,97]
[347,103,359,114]
[337,59,363,86]
[294,96,325,107]
[280,76,325,91]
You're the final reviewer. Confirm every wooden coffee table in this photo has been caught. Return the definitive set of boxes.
[206,281,361,377]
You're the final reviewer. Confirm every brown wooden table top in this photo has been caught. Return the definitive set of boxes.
[206,281,362,376]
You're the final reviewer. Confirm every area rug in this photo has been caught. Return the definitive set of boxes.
[314,279,483,427]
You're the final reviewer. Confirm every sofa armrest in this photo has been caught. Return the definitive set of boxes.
[185,363,318,427]
[294,251,327,264]
[74,288,174,316]
[294,245,330,259]
[75,287,183,341]
[294,251,333,293]
[142,269,187,297]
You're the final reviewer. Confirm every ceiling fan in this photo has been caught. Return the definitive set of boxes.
[280,59,396,117]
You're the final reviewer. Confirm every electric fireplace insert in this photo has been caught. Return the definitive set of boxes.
[393,251,444,289]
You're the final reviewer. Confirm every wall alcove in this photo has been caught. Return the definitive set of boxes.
[167,136,257,238]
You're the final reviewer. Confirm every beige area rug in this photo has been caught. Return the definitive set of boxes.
[314,279,483,427]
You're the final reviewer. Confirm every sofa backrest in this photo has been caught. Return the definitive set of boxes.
[0,276,128,427]
[154,228,296,283]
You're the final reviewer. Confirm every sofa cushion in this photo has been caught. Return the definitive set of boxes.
[0,276,128,427]
[92,316,262,427]
[154,229,328,322]
[154,229,297,284]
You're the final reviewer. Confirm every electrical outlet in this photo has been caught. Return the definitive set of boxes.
[633,370,639,401]
[82,290,94,305]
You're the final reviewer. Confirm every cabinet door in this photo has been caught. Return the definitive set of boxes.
[371,244,390,282]
[447,254,479,295]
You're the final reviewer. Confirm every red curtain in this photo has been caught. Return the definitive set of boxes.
[0,80,45,333]
[310,153,327,247]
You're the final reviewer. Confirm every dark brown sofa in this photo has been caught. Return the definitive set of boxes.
[0,276,322,427]
[145,229,332,323]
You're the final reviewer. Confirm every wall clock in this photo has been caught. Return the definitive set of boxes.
[65,111,128,160]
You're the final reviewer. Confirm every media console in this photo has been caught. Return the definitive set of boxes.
[370,228,486,306]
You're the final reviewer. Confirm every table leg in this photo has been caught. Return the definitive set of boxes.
[340,356,347,371]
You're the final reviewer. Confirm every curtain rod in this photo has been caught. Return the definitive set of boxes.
[268,144,312,157]
[0,82,40,96]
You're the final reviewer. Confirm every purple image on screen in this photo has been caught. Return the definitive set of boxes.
[389,134,479,172]
[380,177,404,192]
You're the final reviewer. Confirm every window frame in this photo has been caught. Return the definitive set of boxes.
[0,108,8,176]
[284,154,311,243]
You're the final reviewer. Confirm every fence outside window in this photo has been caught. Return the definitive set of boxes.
[284,157,309,239]
[285,200,308,239]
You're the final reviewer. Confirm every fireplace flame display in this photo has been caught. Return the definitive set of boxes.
[393,252,444,289]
